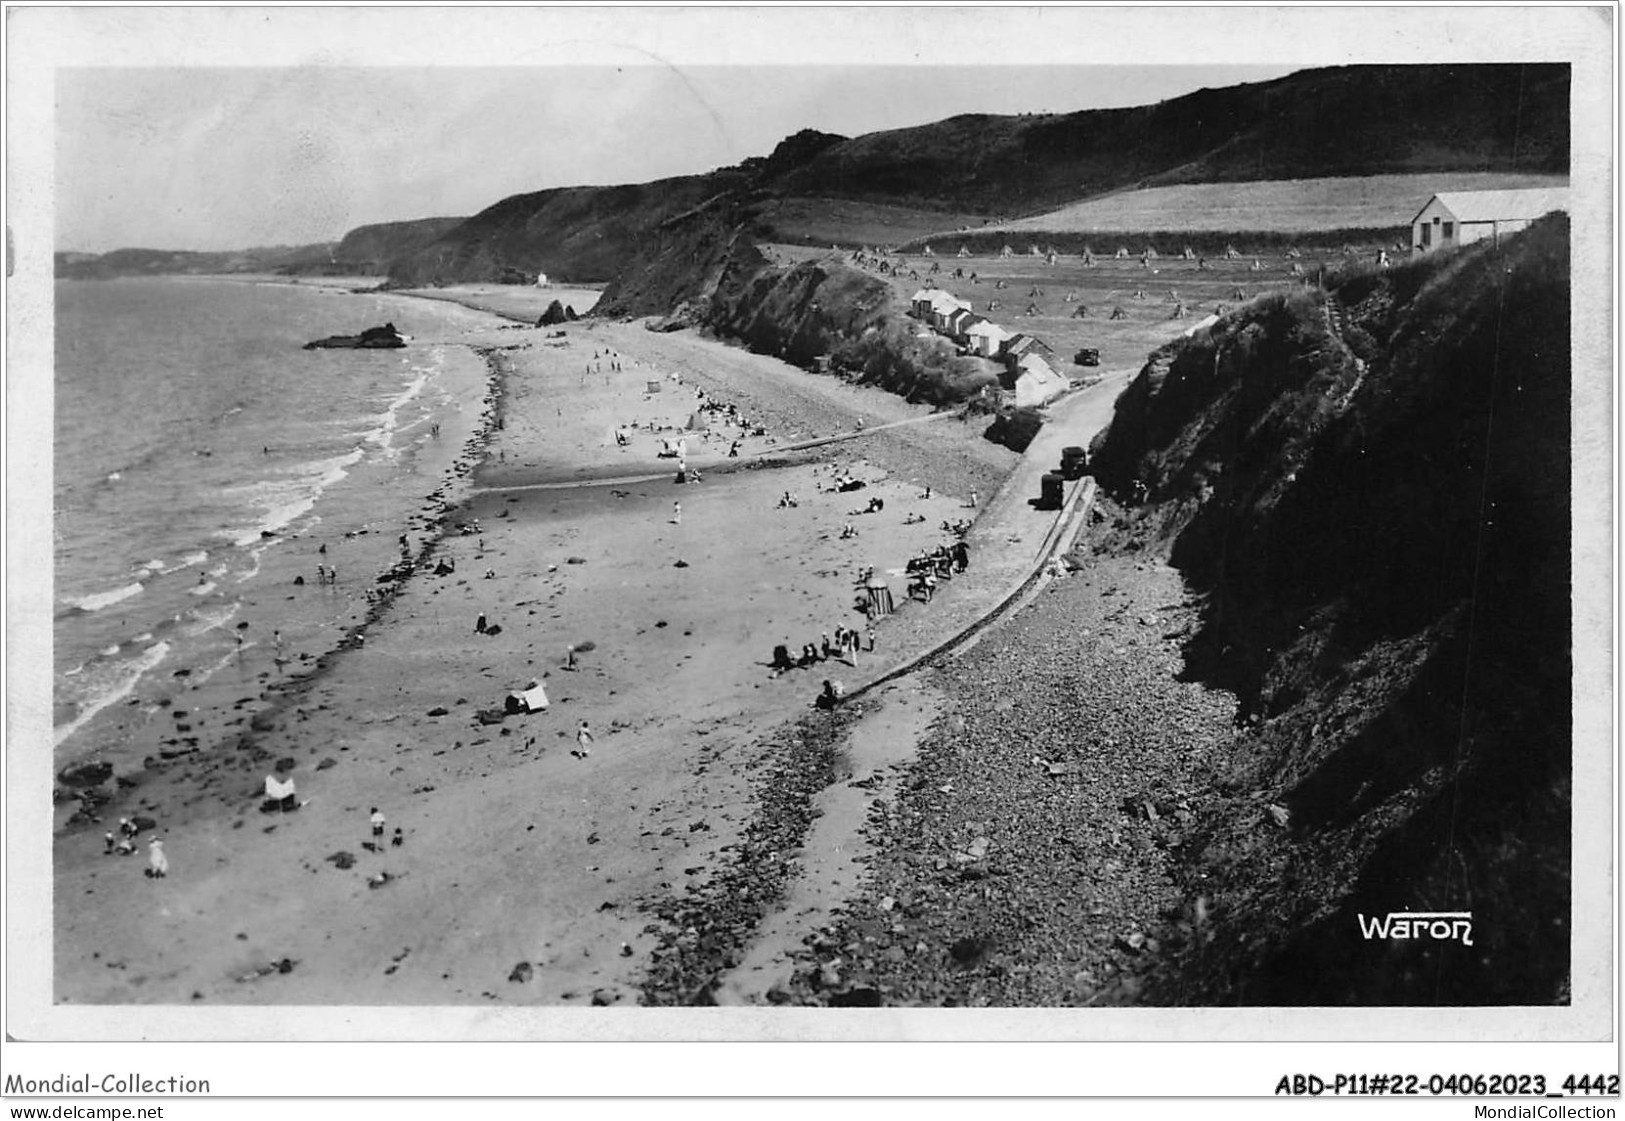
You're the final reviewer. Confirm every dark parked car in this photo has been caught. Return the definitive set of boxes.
[1074,347,1100,367]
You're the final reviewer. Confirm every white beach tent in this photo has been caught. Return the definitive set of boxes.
[509,681,550,713]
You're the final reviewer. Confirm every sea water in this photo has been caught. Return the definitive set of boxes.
[52,277,501,767]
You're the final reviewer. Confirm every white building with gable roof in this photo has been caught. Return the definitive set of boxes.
[1410,187,1569,254]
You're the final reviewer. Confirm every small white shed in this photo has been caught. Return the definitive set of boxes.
[965,319,1012,359]
[1410,188,1569,254]
[1013,355,1067,408]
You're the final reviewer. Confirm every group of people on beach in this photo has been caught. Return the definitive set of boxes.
[906,540,970,601]
[770,622,874,678]
[103,816,167,878]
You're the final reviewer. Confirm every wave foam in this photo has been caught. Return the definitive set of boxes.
[221,448,364,546]
[54,641,171,748]
[70,582,144,613]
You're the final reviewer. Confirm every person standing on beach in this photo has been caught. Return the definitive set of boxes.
[370,808,386,838]
[147,838,168,879]
[672,501,682,525]
[573,721,594,759]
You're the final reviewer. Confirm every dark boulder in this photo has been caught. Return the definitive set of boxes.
[58,760,113,788]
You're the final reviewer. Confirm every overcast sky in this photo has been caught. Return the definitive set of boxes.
[53,62,1299,254]
[28,5,1606,256]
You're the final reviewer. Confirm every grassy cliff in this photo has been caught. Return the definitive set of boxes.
[1087,215,1571,1003]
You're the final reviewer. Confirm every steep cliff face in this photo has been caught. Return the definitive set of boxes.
[1088,215,1571,1004]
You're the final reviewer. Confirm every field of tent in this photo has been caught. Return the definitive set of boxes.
[980,172,1569,236]
[767,240,1364,382]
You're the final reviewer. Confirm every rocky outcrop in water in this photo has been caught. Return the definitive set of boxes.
[303,323,405,350]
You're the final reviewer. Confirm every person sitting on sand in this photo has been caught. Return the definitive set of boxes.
[392,827,404,848]
[771,643,794,674]
[815,679,845,710]
[146,838,168,879]
[370,808,386,838]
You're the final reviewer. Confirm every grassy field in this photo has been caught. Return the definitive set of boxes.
[748,196,991,249]
[978,172,1568,237]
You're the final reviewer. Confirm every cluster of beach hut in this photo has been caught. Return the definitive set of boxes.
[911,287,1067,408]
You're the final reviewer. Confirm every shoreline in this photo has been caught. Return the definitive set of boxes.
[52,300,513,796]
[52,295,1070,1008]
[50,284,505,775]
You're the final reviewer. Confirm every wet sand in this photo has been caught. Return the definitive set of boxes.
[52,310,1020,1008]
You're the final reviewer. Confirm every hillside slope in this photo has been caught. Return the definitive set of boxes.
[1086,215,1571,1003]
[774,63,1567,217]
[385,63,1566,286]
[54,242,338,279]
[306,217,467,276]
[594,196,995,406]
[386,175,752,286]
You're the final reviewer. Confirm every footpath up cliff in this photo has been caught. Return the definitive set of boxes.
[1086,215,1571,1004]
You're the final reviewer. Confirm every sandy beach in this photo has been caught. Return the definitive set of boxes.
[51,295,1077,1008]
